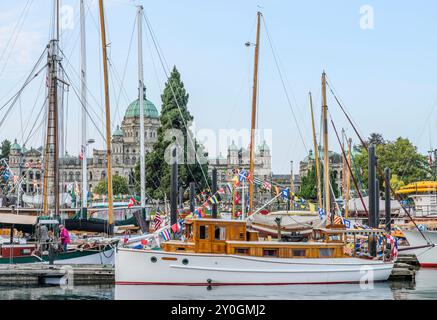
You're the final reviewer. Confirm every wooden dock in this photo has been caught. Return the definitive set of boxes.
[0,264,114,286]
[389,254,419,281]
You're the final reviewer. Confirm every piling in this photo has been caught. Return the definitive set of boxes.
[170,147,178,226]
[212,167,218,218]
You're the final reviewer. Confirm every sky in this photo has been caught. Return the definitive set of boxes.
[1,0,437,174]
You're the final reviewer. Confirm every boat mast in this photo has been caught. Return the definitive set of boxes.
[98,0,114,233]
[321,71,330,217]
[80,0,88,218]
[43,0,61,216]
[249,11,261,215]
[345,138,352,219]
[137,5,146,217]
[309,92,322,209]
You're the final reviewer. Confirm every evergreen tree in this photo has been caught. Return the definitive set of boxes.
[298,164,339,200]
[135,66,209,200]
[0,139,11,159]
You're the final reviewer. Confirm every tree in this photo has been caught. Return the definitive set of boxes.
[0,139,11,159]
[353,135,430,189]
[94,174,129,195]
[367,133,385,146]
[135,66,209,200]
[298,164,339,200]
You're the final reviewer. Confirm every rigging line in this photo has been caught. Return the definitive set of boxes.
[60,64,106,143]
[0,0,34,78]
[261,15,308,154]
[326,79,430,244]
[22,72,45,142]
[328,110,369,216]
[23,97,48,147]
[114,13,137,123]
[0,61,48,130]
[142,13,211,193]
[0,48,47,113]
[58,49,106,127]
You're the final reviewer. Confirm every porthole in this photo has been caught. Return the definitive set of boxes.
[182,258,189,265]
[151,256,157,263]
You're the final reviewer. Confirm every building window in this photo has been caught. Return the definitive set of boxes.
[199,225,209,240]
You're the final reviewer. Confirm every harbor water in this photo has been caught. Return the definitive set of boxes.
[0,269,436,300]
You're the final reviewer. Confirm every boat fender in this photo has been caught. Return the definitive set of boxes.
[207,279,212,284]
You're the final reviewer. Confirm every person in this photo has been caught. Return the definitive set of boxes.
[39,224,49,252]
[59,224,71,252]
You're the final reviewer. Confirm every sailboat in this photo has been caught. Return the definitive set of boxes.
[115,12,395,286]
[0,0,118,264]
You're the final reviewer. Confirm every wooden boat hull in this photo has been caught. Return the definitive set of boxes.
[0,244,116,265]
[402,230,437,267]
[115,248,393,285]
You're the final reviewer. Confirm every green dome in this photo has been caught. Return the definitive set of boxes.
[258,140,270,152]
[113,125,124,137]
[11,139,21,151]
[124,88,159,119]
[228,140,238,151]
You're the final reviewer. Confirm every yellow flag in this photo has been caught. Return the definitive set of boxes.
[309,203,316,213]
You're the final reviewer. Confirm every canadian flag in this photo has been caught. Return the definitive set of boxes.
[128,197,136,208]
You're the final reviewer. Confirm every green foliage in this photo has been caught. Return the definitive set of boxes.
[298,163,339,200]
[353,135,430,189]
[1,140,11,159]
[135,66,210,200]
[94,174,129,195]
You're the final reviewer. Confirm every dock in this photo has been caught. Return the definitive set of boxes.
[389,254,419,281]
[0,264,114,286]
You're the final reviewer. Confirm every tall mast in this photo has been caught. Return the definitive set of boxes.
[98,0,114,233]
[249,11,261,214]
[321,71,330,216]
[309,92,322,209]
[345,138,352,219]
[137,5,146,215]
[80,0,88,217]
[43,0,61,216]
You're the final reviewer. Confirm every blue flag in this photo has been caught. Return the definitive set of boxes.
[281,188,290,200]
[238,169,247,182]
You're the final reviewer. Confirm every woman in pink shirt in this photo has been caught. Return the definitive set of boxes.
[59,224,71,252]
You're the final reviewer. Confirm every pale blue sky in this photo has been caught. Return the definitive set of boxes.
[1,0,437,174]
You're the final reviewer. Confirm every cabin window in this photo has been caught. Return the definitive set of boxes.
[239,232,245,240]
[199,226,209,240]
[176,247,186,251]
[214,226,226,240]
[292,249,306,257]
[235,248,249,255]
[263,249,278,257]
[319,248,334,257]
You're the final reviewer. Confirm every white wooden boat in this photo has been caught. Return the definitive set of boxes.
[115,219,394,285]
[402,230,437,268]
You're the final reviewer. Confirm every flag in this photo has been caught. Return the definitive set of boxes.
[247,172,253,184]
[281,188,290,200]
[275,186,281,196]
[232,175,240,187]
[344,219,351,229]
[309,203,316,213]
[263,181,271,191]
[253,177,262,186]
[333,215,343,225]
[128,197,136,208]
[79,146,84,161]
[161,229,171,241]
[234,192,240,205]
[154,209,163,230]
[209,195,219,205]
[318,208,325,220]
[238,169,247,182]
[171,222,182,234]
[218,188,225,195]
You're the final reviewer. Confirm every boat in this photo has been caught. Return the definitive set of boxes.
[401,229,437,268]
[0,213,117,265]
[115,218,394,285]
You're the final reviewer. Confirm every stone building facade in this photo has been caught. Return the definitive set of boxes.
[8,90,160,194]
[208,140,272,189]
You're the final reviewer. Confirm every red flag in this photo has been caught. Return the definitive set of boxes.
[234,192,240,205]
[128,197,136,208]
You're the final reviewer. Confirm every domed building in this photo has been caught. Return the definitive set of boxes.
[8,88,160,194]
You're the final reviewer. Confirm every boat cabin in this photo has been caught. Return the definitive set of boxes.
[162,219,348,259]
